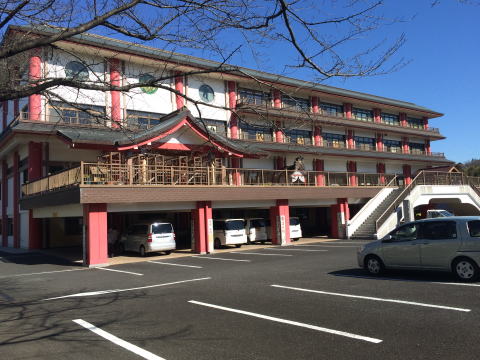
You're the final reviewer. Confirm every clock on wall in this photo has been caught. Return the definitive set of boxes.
[199,84,215,103]
[139,73,158,94]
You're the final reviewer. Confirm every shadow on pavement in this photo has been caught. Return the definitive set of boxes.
[329,268,460,283]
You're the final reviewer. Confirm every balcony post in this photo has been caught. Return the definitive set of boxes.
[374,108,381,123]
[28,48,42,121]
[314,159,325,186]
[376,163,386,185]
[109,58,122,128]
[423,116,429,130]
[227,81,238,139]
[175,72,185,109]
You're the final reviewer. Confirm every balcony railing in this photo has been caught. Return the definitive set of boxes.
[22,162,403,197]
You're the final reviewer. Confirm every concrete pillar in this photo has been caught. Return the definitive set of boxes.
[193,201,212,254]
[28,49,42,121]
[313,125,322,146]
[311,96,319,114]
[403,165,412,185]
[376,133,384,152]
[425,139,431,155]
[374,108,381,123]
[175,72,184,109]
[227,81,238,139]
[314,159,325,186]
[402,137,410,154]
[1,161,7,247]
[83,203,108,267]
[273,90,283,142]
[344,103,352,119]
[423,116,429,130]
[273,89,282,108]
[231,158,242,185]
[270,199,290,245]
[347,161,358,186]
[400,112,407,127]
[376,162,386,185]
[331,199,349,239]
[110,58,121,128]
[28,142,43,249]
[274,156,286,170]
[13,152,19,248]
[346,130,354,149]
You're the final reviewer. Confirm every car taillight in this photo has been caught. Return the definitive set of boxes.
[147,233,152,243]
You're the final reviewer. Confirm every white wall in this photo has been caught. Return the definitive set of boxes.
[357,161,377,173]
[386,163,403,175]
[324,159,346,172]
[20,211,29,249]
[186,76,228,121]
[243,158,274,170]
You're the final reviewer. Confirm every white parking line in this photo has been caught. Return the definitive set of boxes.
[73,319,165,360]
[42,277,211,301]
[294,244,358,248]
[0,268,87,279]
[271,284,471,312]
[437,282,480,287]
[191,256,251,262]
[148,261,203,269]
[267,248,328,252]
[189,300,382,344]
[335,274,480,286]
[96,267,143,276]
[230,252,293,257]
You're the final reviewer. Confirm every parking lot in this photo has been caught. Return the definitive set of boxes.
[1,240,479,360]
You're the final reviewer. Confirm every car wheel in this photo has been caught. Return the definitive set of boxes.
[139,245,146,257]
[453,258,479,282]
[164,250,172,255]
[214,238,221,249]
[235,244,242,248]
[364,255,384,276]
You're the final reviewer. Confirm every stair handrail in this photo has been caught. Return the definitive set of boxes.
[348,175,398,226]
[466,176,480,199]
[375,171,427,231]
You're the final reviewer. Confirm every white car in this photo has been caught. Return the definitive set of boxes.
[121,222,176,257]
[245,218,271,243]
[289,217,303,241]
[213,219,247,248]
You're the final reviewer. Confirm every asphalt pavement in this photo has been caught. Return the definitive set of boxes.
[1,241,479,360]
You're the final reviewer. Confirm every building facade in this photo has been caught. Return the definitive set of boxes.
[0,26,453,266]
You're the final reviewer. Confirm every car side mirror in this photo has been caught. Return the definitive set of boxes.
[382,235,393,243]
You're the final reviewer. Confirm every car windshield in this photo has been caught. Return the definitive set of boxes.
[152,223,173,234]
[251,219,266,228]
[225,220,245,231]
[290,218,300,226]
[439,210,453,217]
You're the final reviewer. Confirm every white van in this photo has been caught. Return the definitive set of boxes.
[245,218,271,243]
[213,219,247,248]
[289,217,303,241]
[121,222,176,257]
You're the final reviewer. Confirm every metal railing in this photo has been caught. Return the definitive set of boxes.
[22,162,398,196]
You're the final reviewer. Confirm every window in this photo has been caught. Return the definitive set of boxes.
[468,220,480,237]
[126,109,163,129]
[321,103,343,117]
[152,223,173,234]
[49,101,106,125]
[239,121,272,142]
[199,84,215,103]
[138,73,158,94]
[204,119,227,136]
[409,142,425,155]
[420,221,457,240]
[384,139,401,153]
[353,108,374,122]
[285,128,312,145]
[65,218,82,236]
[282,97,310,112]
[407,117,424,129]
[355,136,376,151]
[381,113,400,126]
[238,88,270,106]
[390,223,418,241]
[323,133,346,148]
[251,219,266,228]
[65,61,89,80]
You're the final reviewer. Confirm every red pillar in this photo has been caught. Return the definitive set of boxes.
[28,50,42,121]
[193,201,212,254]
[344,103,352,119]
[425,139,431,155]
[330,204,339,238]
[1,161,7,247]
[110,59,121,128]
[376,133,384,152]
[227,81,239,139]
[273,89,282,109]
[374,108,381,123]
[346,130,354,149]
[423,116,429,130]
[313,125,322,146]
[270,200,290,245]
[403,164,412,185]
[2,101,7,130]
[28,142,43,249]
[83,203,108,266]
[275,156,286,170]
[231,158,242,185]
[402,137,410,154]
[314,159,325,186]
[311,96,319,114]
[347,161,357,186]
[175,72,184,109]
[332,198,349,239]
[400,112,407,127]
[13,152,20,248]
[376,163,386,185]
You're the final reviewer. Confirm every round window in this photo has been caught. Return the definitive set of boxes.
[65,61,89,80]
[139,73,158,94]
[199,84,215,103]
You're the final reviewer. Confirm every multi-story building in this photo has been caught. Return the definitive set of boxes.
[0,26,457,266]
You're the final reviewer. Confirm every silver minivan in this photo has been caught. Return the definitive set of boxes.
[121,222,176,256]
[357,217,480,281]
